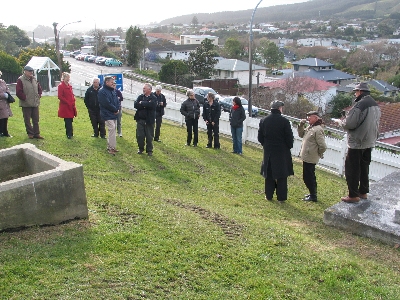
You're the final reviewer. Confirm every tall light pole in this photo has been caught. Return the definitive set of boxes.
[53,20,81,79]
[248,0,263,118]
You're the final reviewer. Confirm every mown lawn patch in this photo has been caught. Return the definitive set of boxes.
[0,96,399,299]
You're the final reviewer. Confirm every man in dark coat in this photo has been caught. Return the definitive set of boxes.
[84,77,106,138]
[202,92,221,149]
[134,83,157,156]
[153,85,167,142]
[258,100,294,202]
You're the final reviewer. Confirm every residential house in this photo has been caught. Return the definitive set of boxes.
[259,77,337,113]
[80,35,96,46]
[146,33,180,45]
[368,80,399,97]
[297,38,332,47]
[290,58,356,85]
[213,58,267,86]
[146,43,199,61]
[279,48,296,62]
[104,36,126,51]
[377,102,400,146]
[180,35,218,46]
[292,58,333,72]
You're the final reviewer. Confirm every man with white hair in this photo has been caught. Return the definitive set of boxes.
[134,83,157,156]
[153,85,167,142]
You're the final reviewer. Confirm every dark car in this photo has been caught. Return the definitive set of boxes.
[220,96,259,117]
[88,56,98,63]
[70,51,79,58]
[193,87,220,105]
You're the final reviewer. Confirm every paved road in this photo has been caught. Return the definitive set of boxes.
[66,57,187,103]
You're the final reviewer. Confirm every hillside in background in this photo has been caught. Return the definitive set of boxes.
[160,0,400,25]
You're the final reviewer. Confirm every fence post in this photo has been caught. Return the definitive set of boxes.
[338,134,348,177]
[242,115,248,143]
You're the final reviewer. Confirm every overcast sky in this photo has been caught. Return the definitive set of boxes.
[3,0,307,32]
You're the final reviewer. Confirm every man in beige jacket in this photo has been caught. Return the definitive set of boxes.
[298,111,327,202]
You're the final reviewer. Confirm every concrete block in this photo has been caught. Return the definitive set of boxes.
[0,143,88,231]
[324,172,400,245]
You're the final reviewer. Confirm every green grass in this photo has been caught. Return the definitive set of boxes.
[0,96,399,299]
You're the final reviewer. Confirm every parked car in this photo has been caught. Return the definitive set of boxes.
[84,55,95,62]
[62,51,71,57]
[193,87,220,105]
[95,57,107,65]
[75,54,86,60]
[88,56,98,63]
[70,51,81,58]
[219,96,259,117]
[105,58,123,67]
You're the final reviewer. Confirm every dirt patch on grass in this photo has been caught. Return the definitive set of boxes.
[165,199,243,240]
[95,203,140,225]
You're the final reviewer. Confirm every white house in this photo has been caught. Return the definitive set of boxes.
[180,35,218,46]
[213,58,267,86]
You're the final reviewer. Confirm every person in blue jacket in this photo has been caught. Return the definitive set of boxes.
[98,76,120,155]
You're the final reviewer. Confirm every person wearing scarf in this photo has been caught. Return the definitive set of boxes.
[229,97,246,154]
[297,111,327,202]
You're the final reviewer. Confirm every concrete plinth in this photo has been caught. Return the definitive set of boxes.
[0,143,88,231]
[324,172,400,246]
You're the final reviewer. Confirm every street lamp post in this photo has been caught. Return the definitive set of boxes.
[53,20,81,79]
[248,0,263,118]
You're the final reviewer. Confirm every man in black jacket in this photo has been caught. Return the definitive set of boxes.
[134,83,157,156]
[153,85,167,142]
[258,100,294,202]
[202,92,221,149]
[180,89,201,146]
[84,77,106,138]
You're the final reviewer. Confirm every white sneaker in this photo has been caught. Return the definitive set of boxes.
[119,133,123,137]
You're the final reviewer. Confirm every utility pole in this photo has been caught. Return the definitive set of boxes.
[248,0,263,118]
[53,20,81,79]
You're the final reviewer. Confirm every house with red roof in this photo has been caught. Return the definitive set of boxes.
[259,76,337,113]
[377,102,400,146]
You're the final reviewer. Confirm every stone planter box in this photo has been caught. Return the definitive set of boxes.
[0,143,88,231]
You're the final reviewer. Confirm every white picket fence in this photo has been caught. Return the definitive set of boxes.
[70,84,400,182]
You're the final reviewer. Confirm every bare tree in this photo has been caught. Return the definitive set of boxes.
[252,76,325,118]
[346,49,374,75]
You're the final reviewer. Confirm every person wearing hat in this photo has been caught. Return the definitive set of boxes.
[0,70,13,137]
[334,82,381,203]
[16,65,44,139]
[153,85,167,142]
[298,111,327,202]
[258,100,294,202]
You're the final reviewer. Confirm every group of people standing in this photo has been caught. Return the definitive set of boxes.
[2,66,381,204]
[258,82,380,204]
[180,89,247,153]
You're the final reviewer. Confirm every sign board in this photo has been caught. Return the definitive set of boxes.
[98,73,123,91]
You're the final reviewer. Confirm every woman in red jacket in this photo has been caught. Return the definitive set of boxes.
[58,72,77,139]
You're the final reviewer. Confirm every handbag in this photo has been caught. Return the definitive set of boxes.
[6,92,15,103]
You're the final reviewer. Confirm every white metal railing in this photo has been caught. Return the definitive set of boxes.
[68,83,400,182]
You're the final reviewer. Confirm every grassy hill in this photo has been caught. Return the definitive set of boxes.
[0,96,399,299]
[161,0,400,24]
